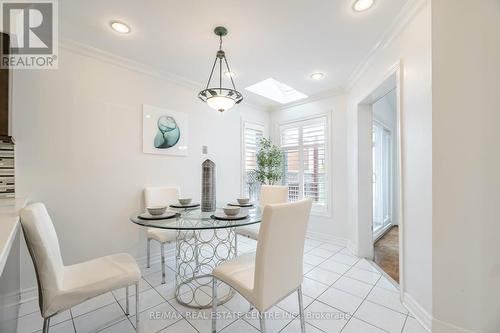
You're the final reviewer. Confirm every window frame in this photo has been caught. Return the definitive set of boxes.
[277,114,332,216]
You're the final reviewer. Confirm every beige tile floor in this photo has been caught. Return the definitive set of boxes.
[16,237,428,333]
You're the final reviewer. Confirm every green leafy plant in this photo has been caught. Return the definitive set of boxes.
[256,138,283,185]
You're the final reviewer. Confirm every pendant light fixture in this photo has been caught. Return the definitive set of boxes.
[198,26,243,112]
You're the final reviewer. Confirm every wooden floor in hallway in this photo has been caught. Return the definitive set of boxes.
[374,225,399,282]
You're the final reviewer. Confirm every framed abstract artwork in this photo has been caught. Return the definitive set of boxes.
[142,104,189,156]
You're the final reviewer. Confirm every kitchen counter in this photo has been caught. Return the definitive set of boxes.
[0,198,26,276]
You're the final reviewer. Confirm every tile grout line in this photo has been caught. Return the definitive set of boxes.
[338,273,386,332]
[281,241,363,333]
[279,243,353,333]
[109,284,135,331]
[305,246,402,333]
[69,308,77,333]
[400,313,410,333]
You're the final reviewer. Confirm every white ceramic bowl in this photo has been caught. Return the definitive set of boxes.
[147,206,167,216]
[237,198,250,205]
[223,206,240,216]
[178,198,192,205]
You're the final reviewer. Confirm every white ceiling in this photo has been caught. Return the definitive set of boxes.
[59,0,409,109]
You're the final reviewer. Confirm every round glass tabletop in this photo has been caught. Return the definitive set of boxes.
[130,205,262,230]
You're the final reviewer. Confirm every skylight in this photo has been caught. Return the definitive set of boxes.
[245,78,308,104]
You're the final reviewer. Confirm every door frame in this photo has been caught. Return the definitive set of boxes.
[354,61,404,294]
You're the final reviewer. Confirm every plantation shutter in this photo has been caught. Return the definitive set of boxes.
[280,116,328,212]
[302,121,327,210]
[281,126,301,201]
[242,122,264,200]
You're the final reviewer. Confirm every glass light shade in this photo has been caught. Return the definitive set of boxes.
[206,96,236,112]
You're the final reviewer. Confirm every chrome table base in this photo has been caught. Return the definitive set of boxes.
[175,227,236,309]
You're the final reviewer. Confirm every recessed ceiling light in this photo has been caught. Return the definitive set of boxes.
[110,21,131,34]
[225,71,235,78]
[310,72,325,80]
[353,0,375,12]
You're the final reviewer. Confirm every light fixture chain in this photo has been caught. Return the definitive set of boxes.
[223,56,237,91]
[219,57,222,93]
[205,56,218,89]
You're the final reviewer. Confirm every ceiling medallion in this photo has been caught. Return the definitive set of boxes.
[198,26,243,112]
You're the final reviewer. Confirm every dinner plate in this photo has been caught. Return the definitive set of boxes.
[169,203,200,209]
[227,202,254,207]
[211,212,249,221]
[138,211,178,220]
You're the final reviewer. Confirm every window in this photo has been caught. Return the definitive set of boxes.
[280,116,329,213]
[242,121,264,201]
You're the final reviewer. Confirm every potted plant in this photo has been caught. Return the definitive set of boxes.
[256,138,283,185]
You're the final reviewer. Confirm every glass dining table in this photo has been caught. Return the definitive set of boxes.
[130,205,262,309]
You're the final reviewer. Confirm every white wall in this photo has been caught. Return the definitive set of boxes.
[431,0,500,331]
[346,0,433,321]
[269,95,349,242]
[12,47,270,291]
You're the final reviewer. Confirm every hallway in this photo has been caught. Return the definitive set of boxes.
[374,226,399,282]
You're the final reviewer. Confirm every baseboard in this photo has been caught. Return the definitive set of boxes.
[305,231,347,246]
[402,292,432,332]
[19,286,38,303]
[346,240,357,255]
[402,292,475,333]
[135,247,176,269]
[432,318,475,333]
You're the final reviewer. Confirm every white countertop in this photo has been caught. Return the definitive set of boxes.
[0,198,26,275]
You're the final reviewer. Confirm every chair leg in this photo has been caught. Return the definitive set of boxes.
[297,285,306,333]
[161,242,166,284]
[125,285,130,315]
[135,282,140,331]
[42,317,50,333]
[146,238,151,268]
[259,312,266,333]
[212,277,217,333]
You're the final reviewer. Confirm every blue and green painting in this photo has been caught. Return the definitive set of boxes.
[154,115,180,149]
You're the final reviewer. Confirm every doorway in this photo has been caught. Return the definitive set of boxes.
[355,64,403,286]
[372,89,399,282]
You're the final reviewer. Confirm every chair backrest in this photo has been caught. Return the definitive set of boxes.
[20,203,64,316]
[260,185,288,207]
[253,199,312,311]
[144,186,180,207]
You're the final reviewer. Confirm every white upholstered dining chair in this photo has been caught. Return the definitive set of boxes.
[212,199,313,333]
[235,185,288,249]
[20,203,141,333]
[144,186,179,284]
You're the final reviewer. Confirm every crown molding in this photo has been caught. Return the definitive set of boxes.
[59,38,265,111]
[60,38,203,90]
[269,87,346,112]
[59,0,427,114]
[269,0,427,112]
[346,0,429,90]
